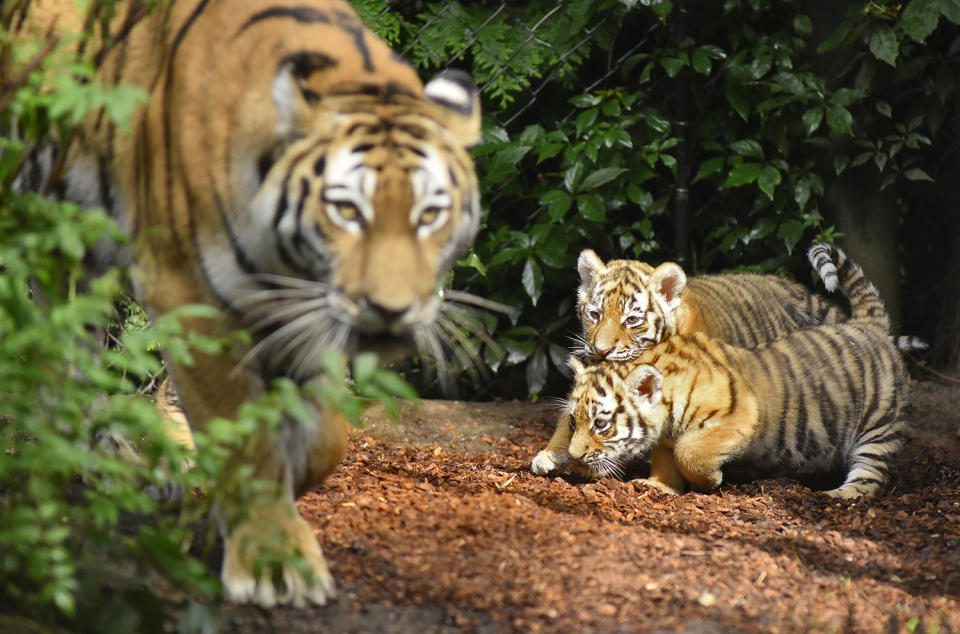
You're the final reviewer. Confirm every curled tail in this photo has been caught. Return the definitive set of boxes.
[807,243,890,333]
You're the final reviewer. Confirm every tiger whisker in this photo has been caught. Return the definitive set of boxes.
[289,315,340,381]
[245,298,330,333]
[413,327,453,394]
[441,304,502,360]
[442,289,517,318]
[434,313,484,385]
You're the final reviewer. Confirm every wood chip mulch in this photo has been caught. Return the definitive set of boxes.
[229,382,960,633]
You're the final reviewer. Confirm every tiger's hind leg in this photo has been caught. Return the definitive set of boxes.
[634,444,686,495]
[826,414,904,499]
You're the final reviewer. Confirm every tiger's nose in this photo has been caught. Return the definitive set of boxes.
[369,301,411,323]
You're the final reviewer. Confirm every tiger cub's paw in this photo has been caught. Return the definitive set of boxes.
[634,477,682,495]
[531,449,568,476]
[221,506,336,608]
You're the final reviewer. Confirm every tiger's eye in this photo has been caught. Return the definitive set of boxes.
[420,208,440,225]
[588,310,601,322]
[338,204,360,221]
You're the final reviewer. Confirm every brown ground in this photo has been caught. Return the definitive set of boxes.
[223,379,960,633]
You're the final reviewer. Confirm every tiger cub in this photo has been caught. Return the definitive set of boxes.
[534,244,906,499]
[575,249,924,362]
[575,249,846,361]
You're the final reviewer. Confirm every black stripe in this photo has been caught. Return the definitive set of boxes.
[94,0,149,67]
[163,0,211,254]
[291,177,312,260]
[185,186,241,318]
[211,170,260,276]
[237,5,331,36]
[339,19,373,72]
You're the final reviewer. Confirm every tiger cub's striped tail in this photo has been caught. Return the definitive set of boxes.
[807,243,889,333]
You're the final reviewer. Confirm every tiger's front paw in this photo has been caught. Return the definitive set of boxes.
[221,505,335,608]
[531,449,568,476]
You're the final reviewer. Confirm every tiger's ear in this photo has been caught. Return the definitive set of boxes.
[626,364,663,407]
[650,262,687,312]
[567,355,586,376]
[272,53,338,139]
[577,249,606,287]
[424,70,481,147]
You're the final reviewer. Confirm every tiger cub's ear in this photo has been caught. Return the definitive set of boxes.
[650,262,687,312]
[626,364,663,407]
[577,249,606,288]
[424,70,481,147]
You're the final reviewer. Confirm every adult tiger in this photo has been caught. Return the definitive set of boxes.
[16,0,482,608]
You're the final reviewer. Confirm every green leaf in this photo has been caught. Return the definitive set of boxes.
[777,219,805,254]
[660,56,686,77]
[793,15,812,36]
[576,107,599,135]
[522,258,543,306]
[457,252,487,277]
[757,165,782,200]
[903,168,935,182]
[802,107,823,136]
[577,193,606,222]
[352,352,378,386]
[831,88,859,108]
[900,0,940,43]
[834,154,851,176]
[564,162,584,193]
[691,48,711,75]
[725,84,751,121]
[580,167,629,191]
[535,142,565,164]
[540,190,572,222]
[650,0,673,22]
[525,348,548,397]
[693,157,725,183]
[723,162,762,188]
[942,0,960,24]
[548,343,571,376]
[570,93,602,108]
[729,139,764,159]
[869,25,899,66]
[876,101,892,118]
[826,105,854,136]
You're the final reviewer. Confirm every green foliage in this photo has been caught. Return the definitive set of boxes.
[364,0,960,397]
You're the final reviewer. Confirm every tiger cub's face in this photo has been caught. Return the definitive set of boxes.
[565,357,668,479]
[576,250,687,362]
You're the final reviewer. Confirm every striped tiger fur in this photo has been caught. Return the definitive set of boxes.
[575,249,926,362]
[534,243,906,499]
[14,0,482,608]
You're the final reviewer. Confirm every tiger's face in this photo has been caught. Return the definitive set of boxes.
[576,250,686,362]
[210,70,482,380]
[565,357,667,479]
